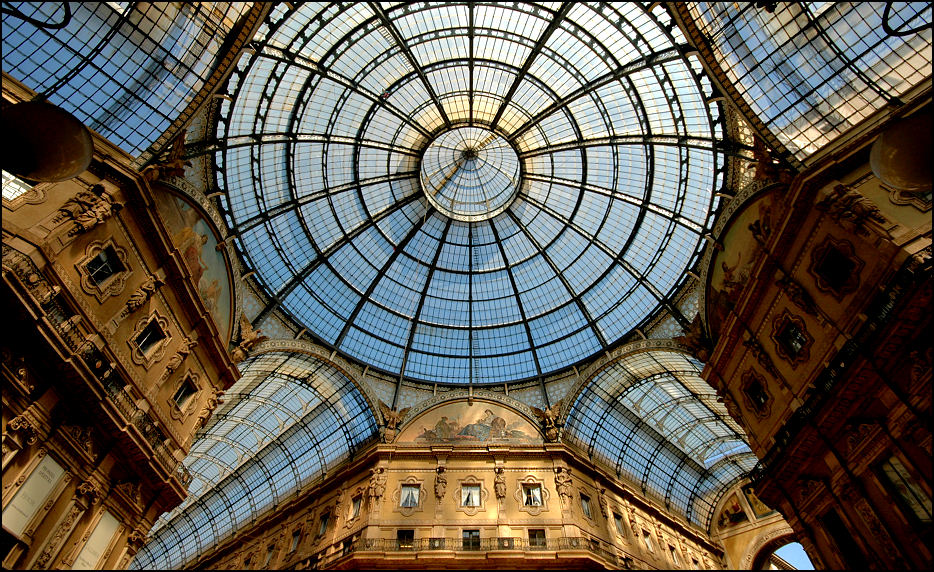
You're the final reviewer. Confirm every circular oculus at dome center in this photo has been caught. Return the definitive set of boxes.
[420,127,520,222]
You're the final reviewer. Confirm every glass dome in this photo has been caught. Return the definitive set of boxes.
[217,2,724,385]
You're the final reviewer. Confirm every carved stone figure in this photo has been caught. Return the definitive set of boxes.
[142,130,192,182]
[164,336,197,380]
[126,275,163,313]
[231,314,268,364]
[434,467,447,500]
[377,400,410,442]
[367,467,387,507]
[816,184,888,235]
[494,467,507,500]
[673,313,712,361]
[531,398,563,441]
[598,487,609,519]
[58,185,122,236]
[554,467,573,508]
[195,387,225,431]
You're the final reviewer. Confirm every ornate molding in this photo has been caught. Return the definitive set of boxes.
[391,476,425,517]
[452,474,489,516]
[769,310,812,368]
[514,473,551,517]
[127,311,171,368]
[815,184,889,237]
[75,239,131,303]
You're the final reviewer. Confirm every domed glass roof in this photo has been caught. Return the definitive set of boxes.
[216,2,724,385]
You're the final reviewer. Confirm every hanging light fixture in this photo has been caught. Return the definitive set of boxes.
[1,98,93,183]
[869,109,932,194]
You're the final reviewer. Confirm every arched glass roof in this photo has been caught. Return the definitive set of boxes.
[132,351,378,570]
[216,2,725,386]
[1,2,253,159]
[686,2,932,161]
[563,348,756,528]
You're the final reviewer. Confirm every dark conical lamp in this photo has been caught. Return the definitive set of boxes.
[1,99,94,183]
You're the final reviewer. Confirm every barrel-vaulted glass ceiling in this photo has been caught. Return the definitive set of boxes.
[133,351,378,570]
[216,1,725,386]
[686,1,932,162]
[564,348,755,529]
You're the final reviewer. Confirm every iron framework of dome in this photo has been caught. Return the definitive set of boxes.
[215,1,725,386]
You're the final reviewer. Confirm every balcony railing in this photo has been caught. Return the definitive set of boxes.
[309,535,633,569]
[4,244,192,488]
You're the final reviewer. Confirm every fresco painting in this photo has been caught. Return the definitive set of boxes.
[397,401,542,444]
[154,192,233,343]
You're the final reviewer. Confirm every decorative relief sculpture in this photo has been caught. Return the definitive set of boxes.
[126,275,163,314]
[377,400,410,443]
[598,487,610,519]
[816,184,888,236]
[163,336,197,381]
[434,466,447,501]
[531,398,563,441]
[142,131,192,182]
[55,185,122,236]
[367,467,387,509]
[776,275,819,316]
[8,412,39,446]
[494,467,507,500]
[673,313,712,361]
[742,337,780,377]
[231,313,268,364]
[195,387,225,431]
[554,467,573,509]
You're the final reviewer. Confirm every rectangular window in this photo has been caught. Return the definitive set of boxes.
[135,320,165,354]
[669,545,680,566]
[243,554,252,570]
[877,455,932,524]
[396,529,414,550]
[351,495,362,519]
[317,512,329,536]
[263,544,275,567]
[400,484,419,508]
[461,484,481,507]
[289,530,301,553]
[172,377,197,409]
[642,530,655,553]
[462,529,480,550]
[85,246,124,285]
[580,493,592,518]
[614,513,626,536]
[522,483,543,506]
[528,529,546,549]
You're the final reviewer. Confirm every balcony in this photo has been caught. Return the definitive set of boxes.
[307,535,634,570]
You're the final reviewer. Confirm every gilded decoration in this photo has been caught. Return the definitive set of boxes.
[391,476,426,517]
[513,474,551,516]
[808,236,864,299]
[127,311,171,368]
[453,475,488,516]
[397,400,541,444]
[76,239,130,303]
